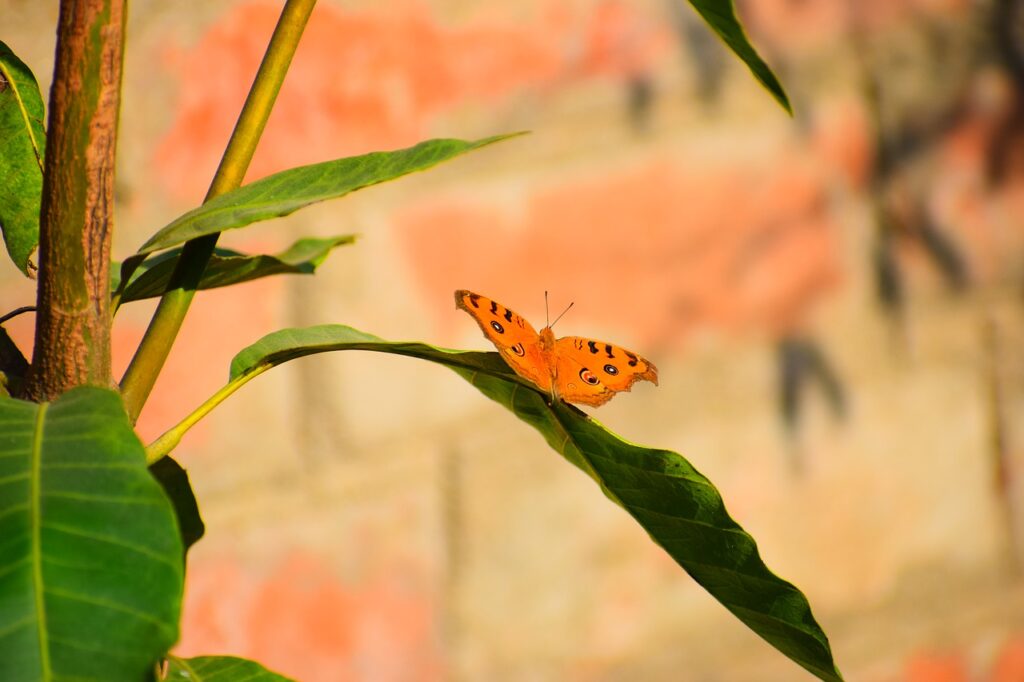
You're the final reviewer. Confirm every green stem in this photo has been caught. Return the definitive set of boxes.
[146,366,269,464]
[120,0,317,422]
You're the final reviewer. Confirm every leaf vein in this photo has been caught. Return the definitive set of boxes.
[42,521,179,571]
[45,586,172,631]
[30,401,51,680]
[43,490,163,506]
[0,614,34,640]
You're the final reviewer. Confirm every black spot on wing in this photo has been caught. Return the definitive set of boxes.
[489,300,498,314]
[503,308,513,323]
[604,344,614,358]
[469,294,480,308]
[587,341,598,354]
[625,351,638,367]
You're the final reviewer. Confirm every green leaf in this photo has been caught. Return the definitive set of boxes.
[113,235,355,304]
[0,41,46,276]
[0,326,29,397]
[230,324,505,382]
[686,0,791,114]
[149,456,205,555]
[136,135,521,257]
[163,655,295,681]
[229,325,843,681]
[0,387,184,681]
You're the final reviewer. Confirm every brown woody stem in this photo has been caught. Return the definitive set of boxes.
[23,0,127,401]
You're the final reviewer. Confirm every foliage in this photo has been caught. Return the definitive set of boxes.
[113,236,355,305]
[686,0,791,112]
[0,387,182,680]
[0,2,841,681]
[0,41,44,276]
[228,325,840,680]
[163,656,295,682]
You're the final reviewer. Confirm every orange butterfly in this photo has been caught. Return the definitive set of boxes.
[455,289,658,407]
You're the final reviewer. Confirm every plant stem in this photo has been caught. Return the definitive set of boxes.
[22,0,128,401]
[0,306,37,325]
[120,0,317,422]
[145,366,268,463]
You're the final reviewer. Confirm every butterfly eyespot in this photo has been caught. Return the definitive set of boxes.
[579,368,599,385]
[490,320,504,334]
[604,364,618,375]
[509,343,525,356]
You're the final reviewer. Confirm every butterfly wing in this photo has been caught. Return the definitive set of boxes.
[455,289,553,393]
[553,336,658,407]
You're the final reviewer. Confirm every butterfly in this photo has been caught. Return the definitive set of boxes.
[455,289,658,407]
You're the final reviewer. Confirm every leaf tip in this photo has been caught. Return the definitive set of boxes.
[480,130,530,147]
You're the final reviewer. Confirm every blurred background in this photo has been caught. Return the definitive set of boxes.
[4,0,1024,679]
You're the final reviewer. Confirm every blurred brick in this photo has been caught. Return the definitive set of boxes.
[396,151,839,344]
[154,1,669,201]
[179,552,441,682]
[992,635,1024,682]
[904,651,969,682]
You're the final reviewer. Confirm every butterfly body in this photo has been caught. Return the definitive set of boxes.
[455,289,658,407]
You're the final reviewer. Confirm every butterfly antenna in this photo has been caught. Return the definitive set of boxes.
[545,291,550,327]
[550,301,574,329]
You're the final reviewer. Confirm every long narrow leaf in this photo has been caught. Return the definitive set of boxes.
[117,135,516,289]
[113,235,355,304]
[686,0,791,113]
[0,41,45,276]
[164,655,294,681]
[136,135,520,257]
[229,325,842,681]
[0,387,184,681]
